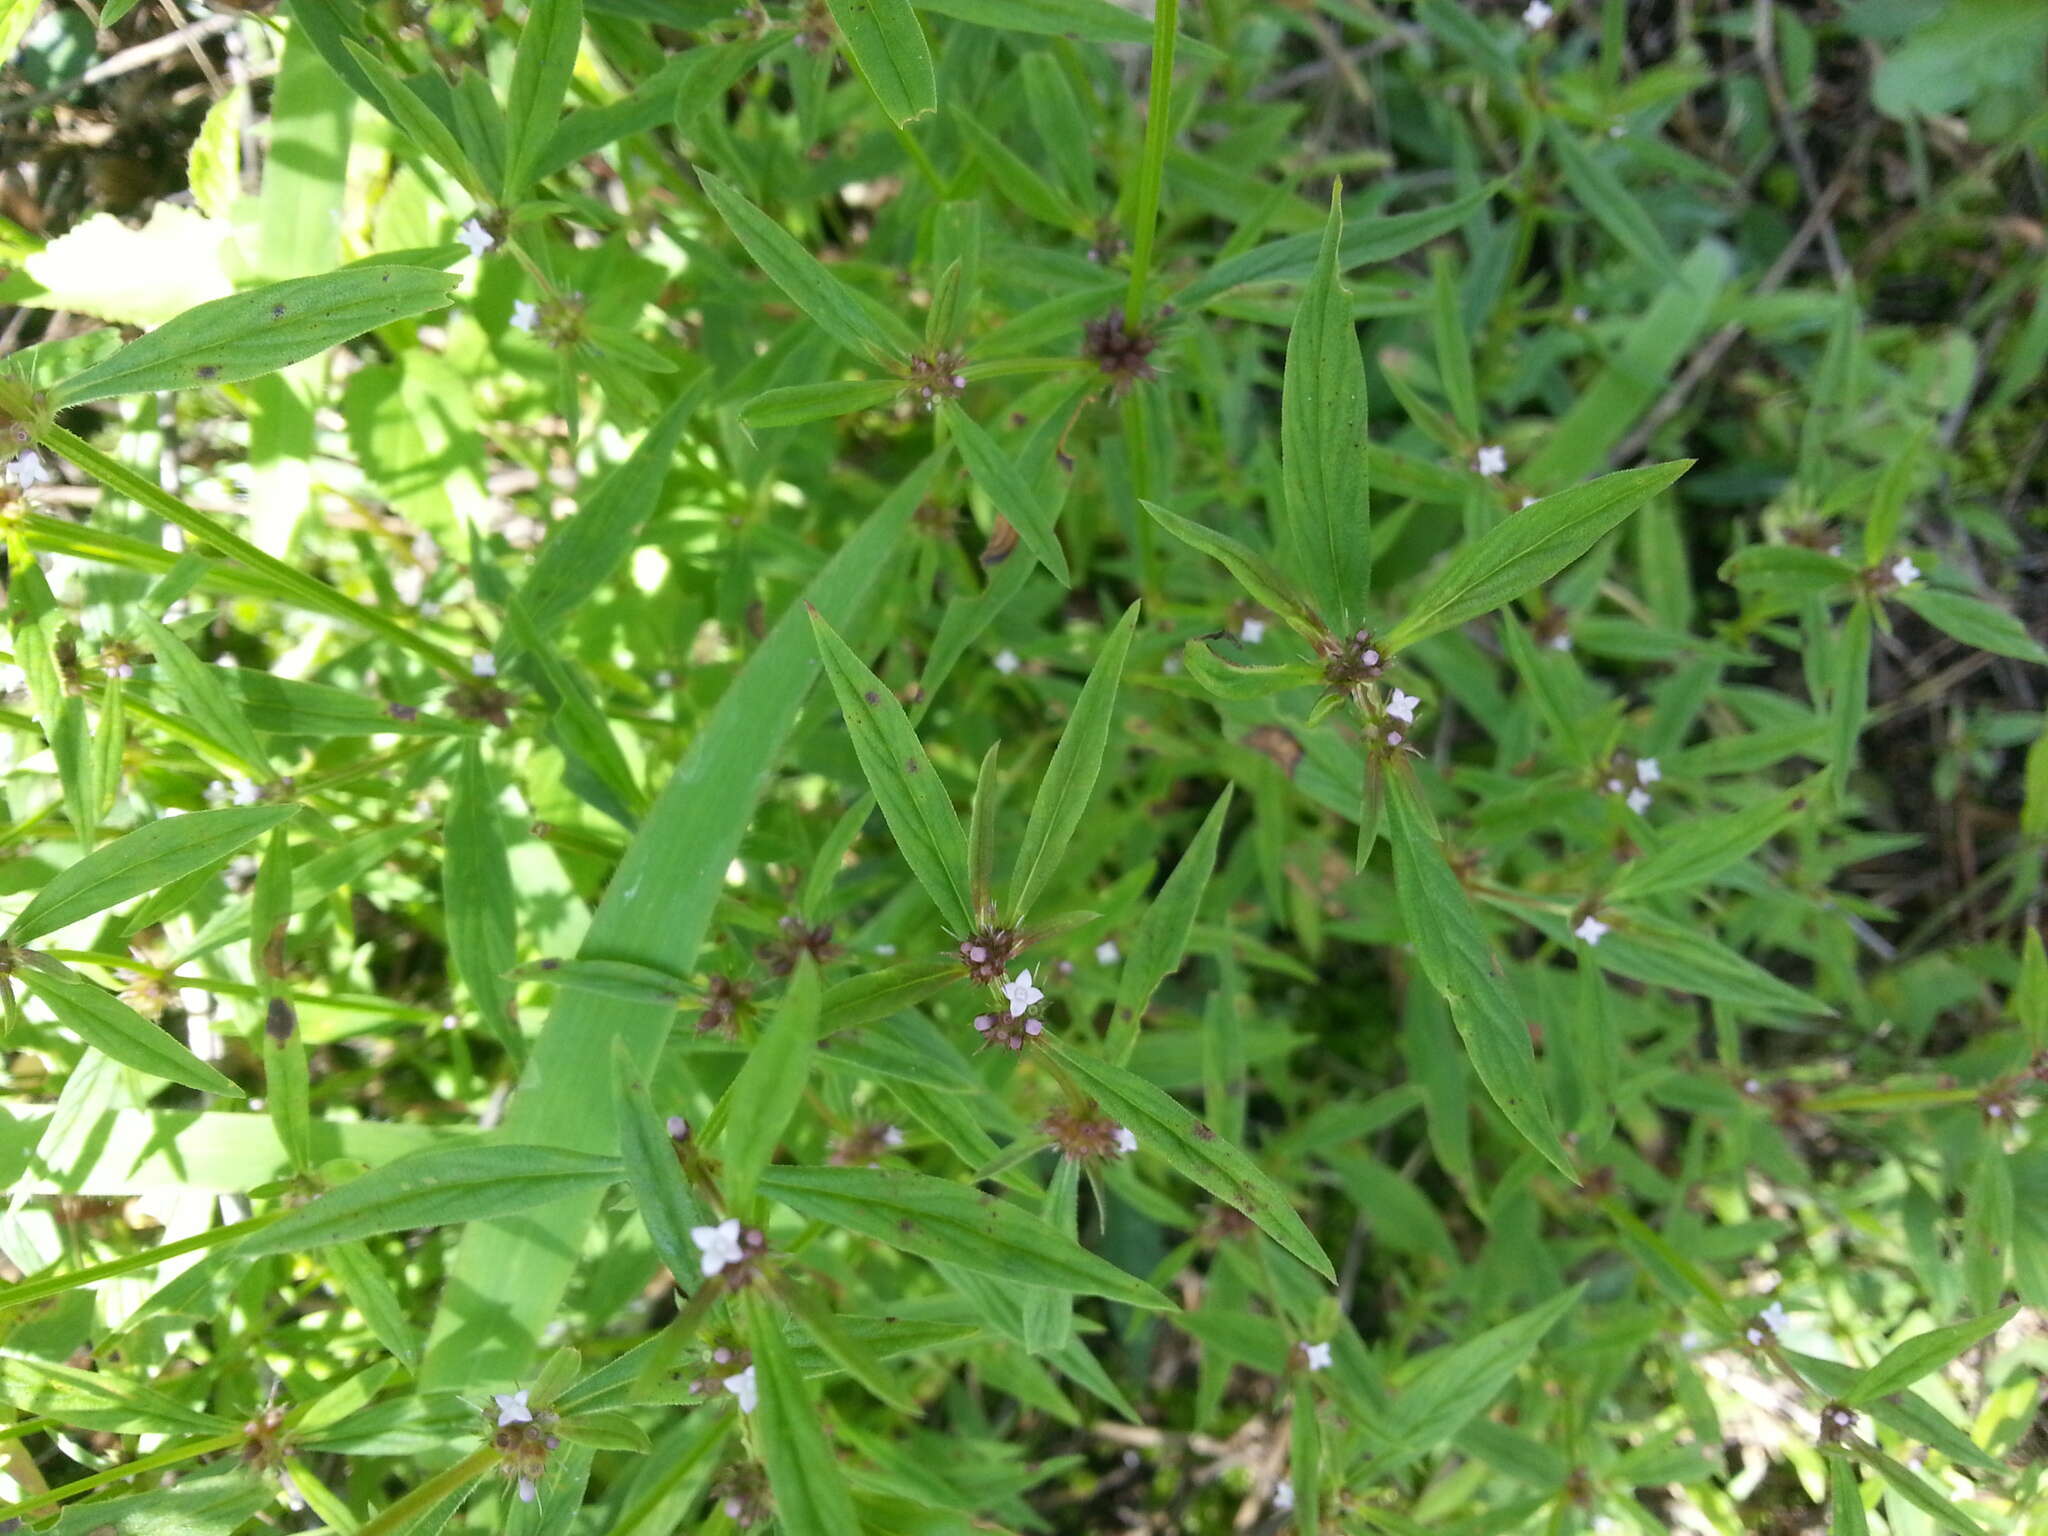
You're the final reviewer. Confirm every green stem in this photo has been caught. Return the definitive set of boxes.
[36,425,465,675]
[1123,0,1180,327]
[355,1446,497,1536]
[0,1431,241,1522]
[0,1210,285,1316]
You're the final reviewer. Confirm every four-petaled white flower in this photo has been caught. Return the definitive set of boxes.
[1548,632,1572,652]
[993,648,1021,675]
[1744,1326,1765,1346]
[1001,968,1044,1017]
[511,300,541,333]
[1575,915,1610,946]
[1387,689,1420,725]
[1523,0,1554,28]
[457,218,495,258]
[1636,757,1660,785]
[471,653,497,678]
[1095,939,1120,965]
[883,1125,905,1148]
[725,1365,758,1414]
[1239,617,1267,644]
[691,1217,746,1277]
[1890,555,1921,587]
[1759,1300,1788,1333]
[518,1476,539,1503]
[494,1389,533,1426]
[1274,1480,1295,1513]
[1626,787,1652,815]
[6,449,51,491]
[1300,1339,1334,1372]
[1475,444,1507,477]
[1113,1125,1138,1155]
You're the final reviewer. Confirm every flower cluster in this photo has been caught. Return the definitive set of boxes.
[1316,627,1388,690]
[758,916,839,976]
[688,1344,758,1414]
[695,974,753,1037]
[690,1217,768,1283]
[903,347,969,410]
[973,966,1051,1050]
[1040,1104,1137,1162]
[1743,1299,1788,1347]
[1603,753,1659,816]
[957,926,1023,985]
[1080,310,1160,395]
[709,1461,772,1527]
[829,1121,907,1166]
[489,1390,559,1503]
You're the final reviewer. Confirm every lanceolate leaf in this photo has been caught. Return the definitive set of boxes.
[8,805,297,943]
[941,401,1072,585]
[1142,500,1320,634]
[21,963,243,1097]
[1385,460,1693,651]
[445,743,521,1056]
[698,171,901,361]
[611,1040,716,1291]
[55,267,459,406]
[1608,781,1811,902]
[1009,601,1139,919]
[1843,1307,2017,1408]
[716,957,821,1210]
[1044,1040,1335,1281]
[757,1165,1172,1309]
[808,608,974,931]
[1281,184,1371,634]
[1897,587,2048,664]
[1381,1285,1584,1459]
[1108,786,1234,1063]
[244,1144,624,1255]
[1384,769,1572,1178]
[742,1289,862,1536]
[824,0,937,127]
[500,0,584,199]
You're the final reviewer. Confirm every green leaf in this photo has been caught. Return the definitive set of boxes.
[1829,1459,1871,1536]
[819,960,961,1032]
[8,804,297,943]
[1009,602,1139,920]
[1608,781,1811,902]
[501,0,584,198]
[1142,500,1320,634]
[941,401,1072,586]
[1579,911,1831,1018]
[1897,587,2048,663]
[1386,461,1693,651]
[1829,601,1873,804]
[337,40,481,196]
[1044,1041,1335,1281]
[1291,1379,1324,1534]
[742,378,901,428]
[698,170,901,361]
[757,1165,1173,1309]
[915,0,1151,43]
[825,0,936,125]
[1720,545,1860,595]
[778,1276,917,1412]
[243,1143,624,1255]
[1384,770,1572,1178]
[611,1041,715,1292]
[1855,1443,1989,1536]
[20,963,243,1097]
[742,1289,862,1536]
[1280,184,1371,633]
[1843,1307,2017,1408]
[1181,641,1321,700]
[446,742,522,1057]
[0,1352,227,1435]
[1546,121,1678,277]
[1107,786,1234,1063]
[808,607,974,931]
[1382,1286,1584,1458]
[135,615,272,776]
[717,957,821,1210]
[54,267,458,406]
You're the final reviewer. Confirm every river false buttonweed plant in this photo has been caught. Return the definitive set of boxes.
[0,0,2045,1533]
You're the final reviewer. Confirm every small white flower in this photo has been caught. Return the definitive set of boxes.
[1386,729,1403,746]
[690,1217,746,1277]
[1605,777,1625,794]
[1475,444,1508,477]
[0,663,24,693]
[1001,968,1044,1018]
[1239,617,1267,644]
[1095,939,1121,966]
[1519,496,1538,510]
[471,653,498,679]
[457,218,495,258]
[230,777,262,806]
[993,648,1021,675]
[110,661,134,679]
[1890,555,1921,587]
[1626,786,1652,815]
[1548,632,1572,652]
[1760,1300,1788,1333]
[1387,689,1420,725]
[1743,1077,1761,1094]
[1162,653,1183,676]
[1679,1329,1702,1352]
[874,943,896,957]
[1745,1326,1765,1346]
[1635,757,1660,785]
[494,1389,532,1426]
[725,1365,758,1414]
[1523,0,1554,27]
[517,1476,538,1503]
[1274,1480,1295,1513]
[665,1115,690,1139]
[1113,1126,1138,1155]
[883,1125,905,1148]
[1572,305,1590,323]
[1575,915,1610,946]
[1301,1339,1333,1372]
[6,449,52,491]
[511,299,541,333]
